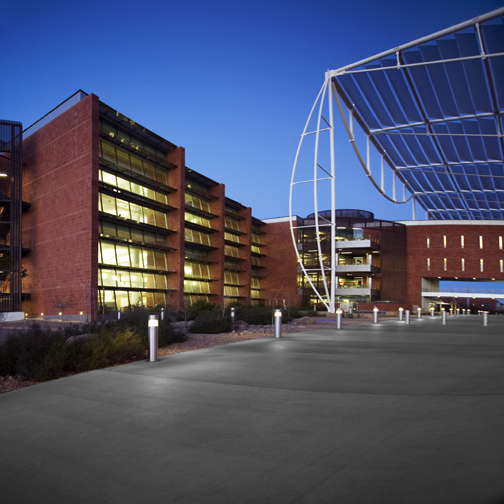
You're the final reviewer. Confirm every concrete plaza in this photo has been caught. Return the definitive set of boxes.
[1,315,503,504]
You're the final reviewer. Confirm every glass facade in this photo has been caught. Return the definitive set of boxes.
[98,116,173,310]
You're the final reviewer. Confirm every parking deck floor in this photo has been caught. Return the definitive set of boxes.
[1,315,503,504]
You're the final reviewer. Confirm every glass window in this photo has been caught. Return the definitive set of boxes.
[426,237,430,248]
[130,247,144,269]
[154,211,167,228]
[130,156,144,175]
[144,273,155,289]
[101,142,116,163]
[461,235,464,248]
[100,269,117,287]
[154,251,167,270]
[461,258,465,271]
[427,258,430,271]
[443,236,447,248]
[143,250,155,269]
[130,203,142,223]
[116,199,131,220]
[116,150,131,170]
[116,245,131,267]
[100,195,117,216]
[443,258,447,271]
[155,274,167,289]
[143,207,156,226]
[129,273,143,289]
[480,259,484,272]
[100,242,117,265]
[480,236,484,249]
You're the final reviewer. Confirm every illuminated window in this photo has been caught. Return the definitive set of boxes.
[443,258,447,271]
[225,232,241,244]
[251,245,261,254]
[251,277,260,289]
[501,260,503,273]
[499,236,503,250]
[427,258,430,271]
[426,237,430,248]
[224,271,240,285]
[461,235,464,248]
[443,235,447,248]
[185,193,211,213]
[480,259,484,272]
[479,236,483,249]
[251,233,261,244]
[184,228,211,246]
[185,212,212,228]
[224,286,239,297]
[225,217,240,231]
[225,245,241,258]
[461,258,465,271]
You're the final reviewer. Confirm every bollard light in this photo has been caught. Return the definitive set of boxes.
[449,308,453,315]
[147,315,159,362]
[118,308,121,320]
[336,309,342,329]
[373,307,379,324]
[430,307,435,317]
[417,307,421,319]
[274,309,282,338]
[442,310,447,325]
[160,307,165,321]
[399,307,404,321]
[456,308,460,315]
[405,309,410,324]
[231,307,236,333]
[483,311,488,327]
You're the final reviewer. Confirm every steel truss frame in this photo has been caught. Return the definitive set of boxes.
[289,7,504,312]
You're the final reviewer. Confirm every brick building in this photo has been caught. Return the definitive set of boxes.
[17,91,271,320]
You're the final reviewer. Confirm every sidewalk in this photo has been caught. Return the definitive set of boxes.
[1,315,503,504]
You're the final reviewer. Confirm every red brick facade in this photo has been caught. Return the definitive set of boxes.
[22,93,99,319]
[405,222,504,308]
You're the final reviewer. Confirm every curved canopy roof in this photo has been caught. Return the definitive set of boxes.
[328,8,504,220]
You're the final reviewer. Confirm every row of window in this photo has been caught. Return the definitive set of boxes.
[225,245,241,259]
[427,258,504,272]
[99,220,168,247]
[185,228,211,246]
[99,269,167,290]
[99,194,168,229]
[225,232,241,244]
[225,216,240,231]
[185,212,212,228]
[184,280,211,294]
[184,262,211,279]
[224,272,240,285]
[100,170,168,205]
[99,289,166,309]
[100,140,168,185]
[185,193,211,213]
[100,117,168,160]
[427,235,503,249]
[99,241,168,270]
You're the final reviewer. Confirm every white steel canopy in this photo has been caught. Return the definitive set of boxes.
[329,7,504,220]
[289,8,504,312]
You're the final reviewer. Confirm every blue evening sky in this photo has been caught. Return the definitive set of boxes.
[2,0,503,222]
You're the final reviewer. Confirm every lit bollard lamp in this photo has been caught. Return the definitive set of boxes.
[274,309,282,338]
[430,307,435,317]
[336,309,342,329]
[373,307,379,324]
[405,309,410,324]
[456,308,460,315]
[449,308,453,315]
[442,309,447,325]
[483,311,488,327]
[231,307,235,333]
[118,308,121,320]
[399,307,404,321]
[160,308,164,321]
[147,314,159,362]
[417,307,422,319]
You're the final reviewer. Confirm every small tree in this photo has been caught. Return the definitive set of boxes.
[53,295,77,322]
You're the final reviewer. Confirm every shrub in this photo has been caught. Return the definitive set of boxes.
[0,314,186,382]
[188,311,231,334]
